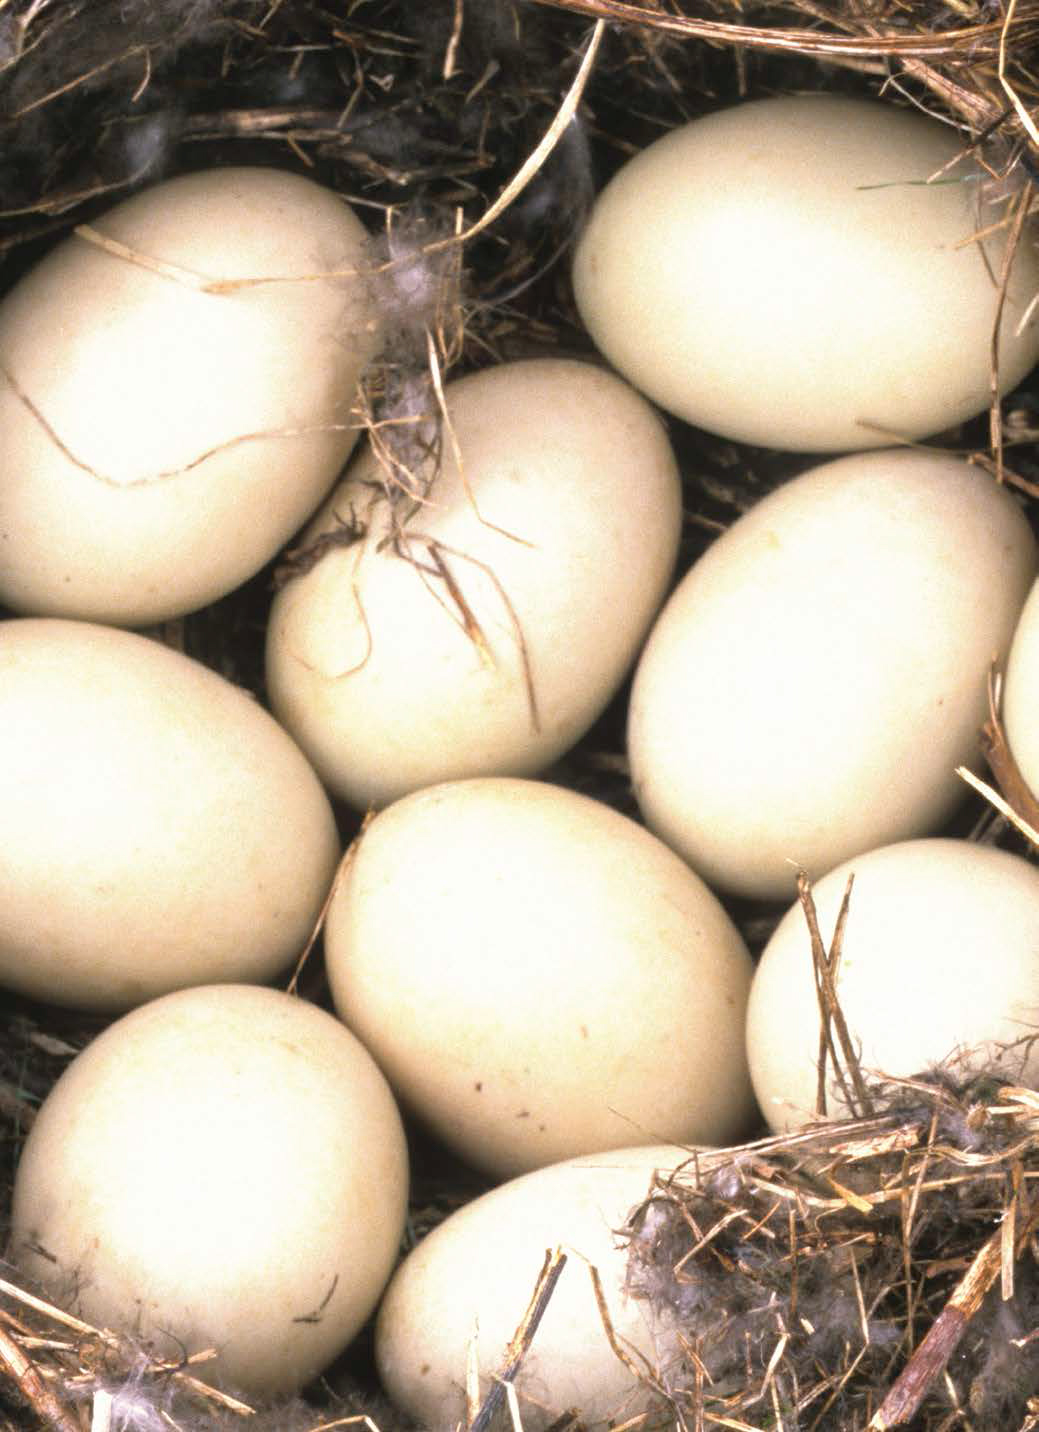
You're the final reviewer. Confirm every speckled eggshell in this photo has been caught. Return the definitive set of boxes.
[324,777,756,1178]
[746,839,1039,1132]
[628,449,1037,901]
[0,167,381,623]
[0,618,340,1009]
[376,1144,694,1430]
[9,984,409,1398]
[573,95,1039,451]
[265,358,682,809]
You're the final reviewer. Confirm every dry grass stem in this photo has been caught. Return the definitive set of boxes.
[958,665,1039,848]
[531,0,1034,58]
[0,1318,80,1432]
[869,1184,1039,1427]
[799,871,873,1120]
[624,1070,1039,1427]
[958,763,1039,845]
[0,1276,262,1428]
[285,816,374,996]
[467,1247,568,1432]
[0,356,364,488]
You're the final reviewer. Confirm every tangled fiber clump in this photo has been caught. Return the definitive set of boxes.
[621,1070,1039,1430]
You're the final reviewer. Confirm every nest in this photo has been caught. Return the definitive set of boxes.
[625,1070,1039,1431]
[2,0,1039,1429]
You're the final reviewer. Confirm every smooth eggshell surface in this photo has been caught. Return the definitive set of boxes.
[1001,578,1039,802]
[573,95,1039,451]
[747,839,1039,1131]
[9,985,409,1397]
[325,777,756,1178]
[0,618,340,1009]
[628,449,1037,900]
[0,167,380,623]
[266,358,682,809]
[376,1144,693,1430]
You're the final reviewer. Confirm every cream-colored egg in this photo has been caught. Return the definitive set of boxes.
[628,449,1037,901]
[9,984,409,1397]
[0,618,340,1009]
[325,777,756,1178]
[1001,578,1039,799]
[377,1143,693,1430]
[0,167,380,624]
[747,839,1039,1132]
[573,95,1039,451]
[266,358,681,809]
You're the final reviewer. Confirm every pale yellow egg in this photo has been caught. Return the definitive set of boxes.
[574,96,1039,451]
[1001,578,1039,803]
[376,1144,694,1430]
[9,985,409,1397]
[266,358,681,809]
[628,449,1036,900]
[747,839,1039,1131]
[325,777,756,1178]
[0,618,340,1009]
[0,167,380,623]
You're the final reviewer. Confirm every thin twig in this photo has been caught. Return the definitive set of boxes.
[869,1186,1039,1427]
[531,0,1031,58]
[467,1248,568,1432]
[800,872,873,1119]
[0,1323,80,1432]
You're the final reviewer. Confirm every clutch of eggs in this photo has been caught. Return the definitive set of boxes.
[628,448,1037,900]
[747,839,1039,1131]
[0,167,381,624]
[266,357,682,809]
[9,985,409,1398]
[324,776,757,1178]
[573,95,1039,451]
[0,618,339,1010]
